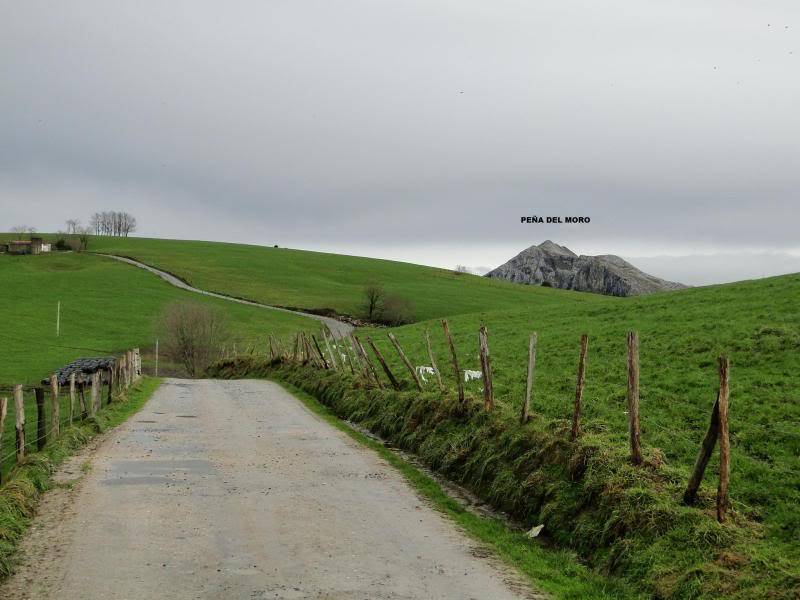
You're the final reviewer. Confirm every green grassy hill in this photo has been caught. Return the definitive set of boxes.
[0,251,315,477]
[2,234,797,596]
[0,252,314,385]
[85,235,605,320]
[362,272,799,595]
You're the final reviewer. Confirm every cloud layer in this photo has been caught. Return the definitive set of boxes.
[2,1,798,283]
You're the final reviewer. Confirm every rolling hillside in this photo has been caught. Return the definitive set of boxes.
[86,236,609,320]
[363,272,799,595]
[0,251,315,385]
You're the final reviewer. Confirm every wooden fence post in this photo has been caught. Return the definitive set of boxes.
[347,336,363,371]
[69,373,76,424]
[478,327,494,410]
[50,374,60,439]
[424,329,444,391]
[627,331,643,465]
[78,381,88,419]
[366,337,401,390]
[441,320,464,404]
[684,402,722,503]
[341,337,356,375]
[354,336,383,388]
[717,356,731,523]
[90,372,100,417]
[311,335,330,369]
[120,355,129,389]
[571,334,589,441]
[268,335,276,360]
[107,367,114,405]
[322,330,339,371]
[387,333,423,391]
[14,385,25,461]
[35,387,46,450]
[0,396,7,483]
[521,332,537,424]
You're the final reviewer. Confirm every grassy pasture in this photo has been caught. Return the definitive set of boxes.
[360,272,800,594]
[0,251,315,476]
[86,235,604,320]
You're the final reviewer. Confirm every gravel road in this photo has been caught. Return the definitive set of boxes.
[1,379,536,599]
[98,254,354,339]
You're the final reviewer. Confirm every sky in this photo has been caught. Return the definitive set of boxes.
[1,1,798,285]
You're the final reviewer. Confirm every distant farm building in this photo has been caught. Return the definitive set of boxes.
[3,237,51,255]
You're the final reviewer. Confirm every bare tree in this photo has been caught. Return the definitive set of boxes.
[381,294,414,325]
[361,282,386,321]
[88,211,137,236]
[10,225,37,237]
[89,213,101,234]
[159,302,229,377]
[454,265,471,275]
[65,219,81,234]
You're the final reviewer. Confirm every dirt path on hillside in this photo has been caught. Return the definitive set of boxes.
[0,379,540,599]
[97,254,354,339]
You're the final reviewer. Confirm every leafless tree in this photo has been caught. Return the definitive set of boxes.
[10,225,37,236]
[381,294,414,325]
[454,265,471,275]
[361,282,386,321]
[88,211,137,236]
[65,219,81,234]
[159,302,229,377]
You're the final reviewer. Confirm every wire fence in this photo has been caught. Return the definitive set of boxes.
[0,348,142,485]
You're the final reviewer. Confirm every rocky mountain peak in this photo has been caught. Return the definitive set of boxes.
[485,242,686,297]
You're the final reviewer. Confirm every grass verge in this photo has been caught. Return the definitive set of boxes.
[277,379,641,600]
[0,377,161,578]
[209,358,796,599]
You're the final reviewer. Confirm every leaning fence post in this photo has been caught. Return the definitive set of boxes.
[571,334,589,441]
[627,331,643,465]
[521,332,537,424]
[50,374,60,439]
[322,330,339,371]
[424,329,444,391]
[311,335,330,369]
[478,327,494,410]
[354,336,383,388]
[366,336,401,390]
[0,396,7,483]
[684,401,722,503]
[441,320,465,404]
[717,356,731,523]
[387,333,423,391]
[14,385,25,461]
[69,373,76,424]
[35,387,46,450]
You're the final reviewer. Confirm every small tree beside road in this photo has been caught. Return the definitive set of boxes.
[159,302,229,377]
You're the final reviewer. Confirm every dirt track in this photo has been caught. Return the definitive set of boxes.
[0,379,537,599]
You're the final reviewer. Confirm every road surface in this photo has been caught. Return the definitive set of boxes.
[1,379,536,599]
[97,254,354,339]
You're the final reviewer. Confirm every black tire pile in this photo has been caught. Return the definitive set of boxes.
[43,357,117,386]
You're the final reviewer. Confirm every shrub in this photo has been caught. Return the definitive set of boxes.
[158,302,228,376]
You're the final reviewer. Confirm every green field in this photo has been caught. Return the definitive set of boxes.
[1,234,797,596]
[0,251,315,477]
[86,235,604,320]
[360,272,799,595]
[0,251,315,385]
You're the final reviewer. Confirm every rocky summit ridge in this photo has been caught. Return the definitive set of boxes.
[485,241,686,296]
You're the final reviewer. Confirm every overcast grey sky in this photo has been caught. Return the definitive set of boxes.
[2,1,798,284]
